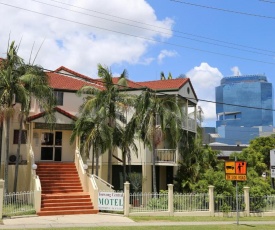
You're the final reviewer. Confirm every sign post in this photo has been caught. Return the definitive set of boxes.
[225,159,247,225]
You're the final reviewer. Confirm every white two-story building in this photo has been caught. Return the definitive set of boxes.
[0,66,198,194]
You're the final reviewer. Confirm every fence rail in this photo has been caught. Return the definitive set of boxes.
[215,194,244,213]
[3,191,35,216]
[174,193,209,212]
[129,192,208,213]
[250,195,275,213]
[130,192,168,212]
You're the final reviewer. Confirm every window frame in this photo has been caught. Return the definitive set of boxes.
[54,91,64,106]
[13,130,27,144]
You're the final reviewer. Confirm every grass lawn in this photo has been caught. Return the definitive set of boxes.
[25,225,275,230]
[129,215,275,222]
[20,216,275,230]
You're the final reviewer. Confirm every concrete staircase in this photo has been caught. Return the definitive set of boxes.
[36,162,98,216]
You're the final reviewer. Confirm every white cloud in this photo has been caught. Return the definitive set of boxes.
[186,62,223,126]
[231,66,241,76]
[157,50,177,64]
[0,0,174,76]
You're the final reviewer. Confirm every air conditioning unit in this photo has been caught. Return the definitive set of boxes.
[8,155,22,164]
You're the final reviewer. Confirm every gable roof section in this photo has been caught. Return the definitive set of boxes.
[137,78,189,90]
[53,66,104,90]
[111,77,144,89]
[137,78,198,101]
[27,107,77,122]
[47,71,103,91]
[55,66,96,82]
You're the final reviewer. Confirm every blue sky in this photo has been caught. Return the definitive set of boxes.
[1,0,275,126]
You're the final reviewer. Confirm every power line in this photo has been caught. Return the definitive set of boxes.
[2,2,275,66]
[170,0,275,20]
[31,0,275,57]
[33,0,275,55]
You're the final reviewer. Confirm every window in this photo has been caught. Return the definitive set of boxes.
[54,91,64,106]
[13,130,27,144]
[41,133,54,145]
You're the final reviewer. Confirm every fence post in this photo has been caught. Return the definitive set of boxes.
[243,186,250,216]
[168,184,174,216]
[124,181,130,217]
[0,180,4,219]
[34,190,41,213]
[208,185,214,216]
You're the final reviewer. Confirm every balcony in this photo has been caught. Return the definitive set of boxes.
[155,149,176,163]
[182,117,196,132]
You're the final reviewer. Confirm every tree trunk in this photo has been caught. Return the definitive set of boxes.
[127,154,132,181]
[4,116,11,194]
[13,113,23,192]
[107,148,112,183]
[96,148,99,176]
[152,142,157,197]
[122,150,126,183]
[91,143,95,174]
[107,117,114,184]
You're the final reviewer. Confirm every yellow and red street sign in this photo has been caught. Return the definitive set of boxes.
[225,161,247,181]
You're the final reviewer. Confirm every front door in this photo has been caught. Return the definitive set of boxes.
[41,131,62,161]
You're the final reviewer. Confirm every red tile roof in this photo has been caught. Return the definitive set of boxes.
[137,78,198,100]
[137,78,189,90]
[27,107,77,122]
[46,72,103,91]
[112,77,144,89]
[55,66,96,82]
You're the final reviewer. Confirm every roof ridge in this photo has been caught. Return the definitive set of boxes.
[54,66,104,88]
[137,78,189,83]
[55,66,92,80]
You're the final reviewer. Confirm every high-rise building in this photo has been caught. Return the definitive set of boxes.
[215,75,273,145]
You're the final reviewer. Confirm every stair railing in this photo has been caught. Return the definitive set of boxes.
[89,174,114,191]
[28,145,41,212]
[75,148,99,210]
[75,149,88,191]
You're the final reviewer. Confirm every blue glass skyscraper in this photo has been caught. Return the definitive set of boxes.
[215,75,273,145]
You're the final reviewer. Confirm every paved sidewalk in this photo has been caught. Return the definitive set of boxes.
[0,214,135,229]
[1,214,275,229]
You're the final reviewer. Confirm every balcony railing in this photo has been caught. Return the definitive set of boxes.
[182,118,196,132]
[155,149,176,163]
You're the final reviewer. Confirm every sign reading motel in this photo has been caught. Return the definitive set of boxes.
[98,192,124,211]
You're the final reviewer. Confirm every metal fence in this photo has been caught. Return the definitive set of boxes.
[215,194,244,213]
[3,191,35,216]
[174,193,209,212]
[250,195,275,213]
[129,192,208,213]
[130,192,168,212]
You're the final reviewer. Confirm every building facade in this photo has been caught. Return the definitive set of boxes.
[215,75,273,145]
[0,66,198,193]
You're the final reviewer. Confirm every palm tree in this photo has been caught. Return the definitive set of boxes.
[160,71,166,80]
[0,41,55,193]
[13,64,55,192]
[117,122,138,183]
[70,114,112,175]
[129,90,182,194]
[77,64,133,183]
[0,41,28,193]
